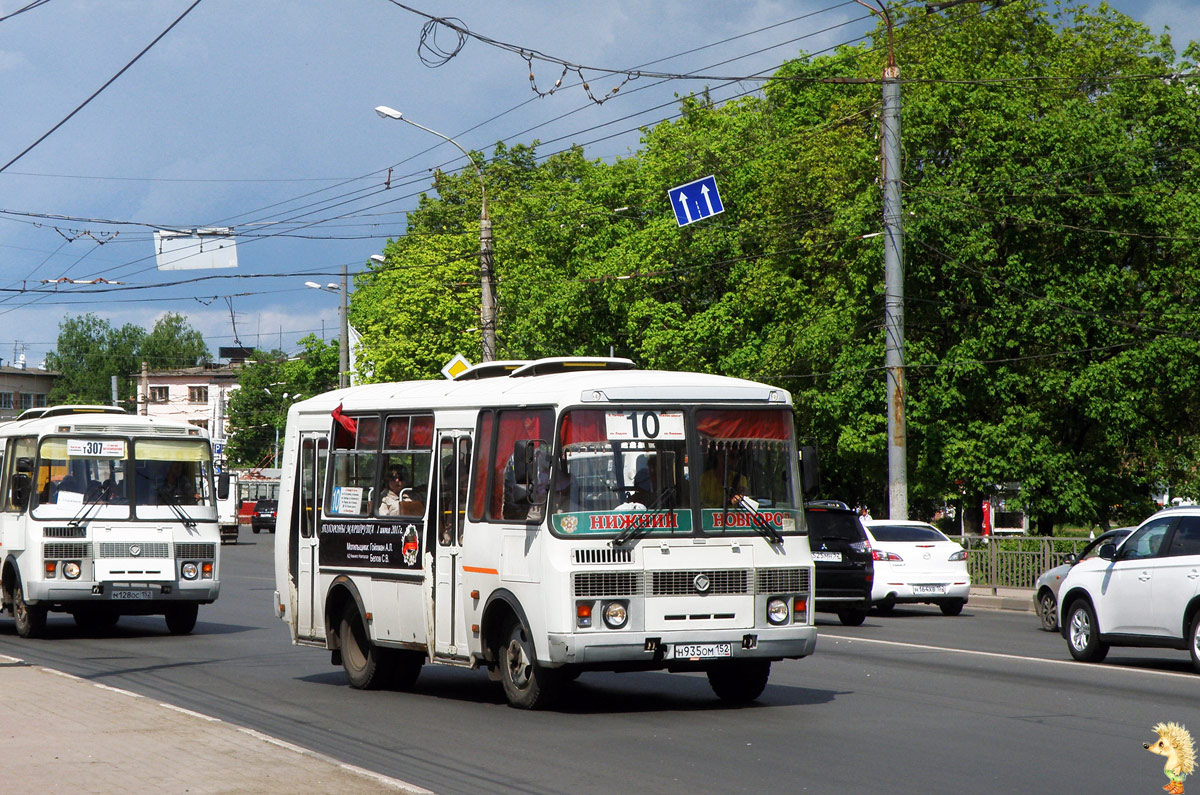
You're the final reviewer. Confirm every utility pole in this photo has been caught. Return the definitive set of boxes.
[339,265,349,388]
[882,61,907,521]
[855,0,907,519]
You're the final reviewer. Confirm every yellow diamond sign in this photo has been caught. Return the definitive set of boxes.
[441,354,472,380]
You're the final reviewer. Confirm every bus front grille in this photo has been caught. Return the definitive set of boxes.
[44,525,86,538]
[174,543,216,560]
[98,542,171,558]
[44,543,90,559]
[572,548,632,565]
[756,567,810,595]
[573,571,643,598]
[650,569,751,596]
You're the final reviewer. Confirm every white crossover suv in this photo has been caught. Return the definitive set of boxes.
[1057,506,1200,672]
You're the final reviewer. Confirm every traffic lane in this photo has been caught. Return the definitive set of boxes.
[1,540,1196,794]
[817,602,1200,673]
[800,631,1200,794]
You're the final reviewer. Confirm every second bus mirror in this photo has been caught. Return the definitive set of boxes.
[799,446,820,498]
[217,472,230,501]
[511,439,550,506]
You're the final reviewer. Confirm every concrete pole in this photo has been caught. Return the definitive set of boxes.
[139,361,149,416]
[339,265,349,389]
[882,64,908,520]
[480,209,496,362]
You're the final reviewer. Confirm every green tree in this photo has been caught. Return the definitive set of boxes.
[46,314,145,405]
[140,312,211,369]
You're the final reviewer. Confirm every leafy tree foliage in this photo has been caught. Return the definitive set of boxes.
[46,312,212,407]
[354,2,1200,530]
[225,335,338,467]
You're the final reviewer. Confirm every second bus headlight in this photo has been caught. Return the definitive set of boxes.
[602,601,628,629]
[767,597,790,625]
[62,561,81,580]
[181,562,199,580]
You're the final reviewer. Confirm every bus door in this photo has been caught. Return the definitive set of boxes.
[294,432,327,641]
[433,430,471,659]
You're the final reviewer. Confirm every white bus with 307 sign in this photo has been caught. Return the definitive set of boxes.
[272,358,819,708]
[0,406,221,637]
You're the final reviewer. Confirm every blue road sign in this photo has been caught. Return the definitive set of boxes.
[669,175,724,227]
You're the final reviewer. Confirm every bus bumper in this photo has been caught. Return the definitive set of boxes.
[545,625,818,666]
[27,580,220,605]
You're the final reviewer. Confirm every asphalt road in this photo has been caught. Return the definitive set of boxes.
[2,537,1198,794]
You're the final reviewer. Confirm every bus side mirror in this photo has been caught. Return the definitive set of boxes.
[217,472,230,500]
[799,446,820,498]
[510,439,550,506]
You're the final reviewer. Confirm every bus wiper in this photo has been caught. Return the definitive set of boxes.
[161,496,197,531]
[613,486,676,547]
[722,493,784,546]
[67,498,104,529]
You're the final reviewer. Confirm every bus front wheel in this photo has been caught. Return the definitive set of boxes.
[165,603,198,635]
[498,620,560,709]
[707,660,771,704]
[13,581,46,639]
[339,605,392,689]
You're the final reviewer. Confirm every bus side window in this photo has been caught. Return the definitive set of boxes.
[6,438,35,512]
[493,409,553,522]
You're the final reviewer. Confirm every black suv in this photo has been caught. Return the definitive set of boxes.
[804,500,874,625]
[251,499,278,534]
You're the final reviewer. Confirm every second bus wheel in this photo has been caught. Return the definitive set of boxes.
[165,603,199,635]
[498,619,560,709]
[13,581,46,639]
[339,605,394,689]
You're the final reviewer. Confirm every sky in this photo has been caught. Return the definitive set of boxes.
[0,0,1195,371]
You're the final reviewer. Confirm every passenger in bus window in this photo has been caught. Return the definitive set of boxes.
[378,465,422,517]
[158,462,195,504]
[700,447,748,508]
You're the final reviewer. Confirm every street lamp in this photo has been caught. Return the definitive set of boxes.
[306,267,350,388]
[374,105,496,362]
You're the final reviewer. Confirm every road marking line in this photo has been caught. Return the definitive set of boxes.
[161,702,221,721]
[821,634,1200,681]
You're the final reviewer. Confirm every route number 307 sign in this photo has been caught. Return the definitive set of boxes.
[605,411,685,440]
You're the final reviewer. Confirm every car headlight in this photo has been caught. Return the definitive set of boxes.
[602,601,628,629]
[62,561,81,580]
[181,562,199,580]
[767,597,790,625]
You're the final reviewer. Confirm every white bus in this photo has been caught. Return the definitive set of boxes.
[273,358,819,708]
[0,405,221,638]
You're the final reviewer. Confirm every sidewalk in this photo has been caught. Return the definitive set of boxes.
[969,585,1034,613]
[0,654,429,794]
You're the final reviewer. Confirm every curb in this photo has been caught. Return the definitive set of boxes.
[969,589,1034,613]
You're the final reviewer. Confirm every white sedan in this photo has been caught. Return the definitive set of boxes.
[861,520,971,616]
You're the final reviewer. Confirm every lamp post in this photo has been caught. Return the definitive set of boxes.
[305,265,349,387]
[374,105,496,362]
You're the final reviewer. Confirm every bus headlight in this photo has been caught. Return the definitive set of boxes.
[767,597,790,625]
[181,562,199,580]
[602,601,628,629]
[62,561,81,580]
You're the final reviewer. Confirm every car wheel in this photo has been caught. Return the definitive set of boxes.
[1037,589,1058,632]
[1189,612,1200,674]
[13,581,46,639]
[837,607,867,626]
[707,660,771,704]
[164,603,199,635]
[252,527,260,534]
[339,605,393,689]
[874,597,896,616]
[939,598,965,617]
[1066,600,1109,663]
[498,619,560,709]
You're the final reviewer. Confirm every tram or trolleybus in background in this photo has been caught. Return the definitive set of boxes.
[0,405,221,637]
[273,358,819,708]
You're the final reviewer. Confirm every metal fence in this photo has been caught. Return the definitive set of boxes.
[961,535,1099,589]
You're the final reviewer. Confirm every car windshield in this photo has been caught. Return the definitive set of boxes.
[868,524,946,543]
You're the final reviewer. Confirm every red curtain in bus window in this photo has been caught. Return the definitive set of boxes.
[490,409,552,519]
[559,409,606,445]
[331,404,356,448]
[411,415,434,449]
[469,411,493,521]
[356,416,380,450]
[696,409,792,441]
[385,416,410,449]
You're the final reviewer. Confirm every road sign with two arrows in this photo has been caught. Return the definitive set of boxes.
[669,175,724,227]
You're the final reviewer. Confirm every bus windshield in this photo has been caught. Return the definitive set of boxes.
[551,409,689,536]
[33,437,132,517]
[548,407,801,539]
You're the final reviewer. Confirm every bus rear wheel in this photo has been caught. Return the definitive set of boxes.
[707,660,771,704]
[165,603,198,635]
[13,581,46,639]
[339,605,393,690]
[498,620,560,709]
